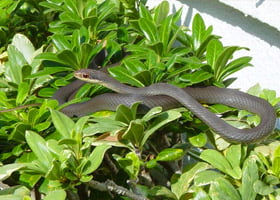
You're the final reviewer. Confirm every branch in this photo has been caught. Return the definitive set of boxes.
[88,179,148,200]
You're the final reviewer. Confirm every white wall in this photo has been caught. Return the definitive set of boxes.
[147,0,280,95]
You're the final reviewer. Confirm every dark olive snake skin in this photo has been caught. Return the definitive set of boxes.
[52,68,276,143]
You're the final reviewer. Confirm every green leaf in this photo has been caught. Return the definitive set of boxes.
[214,46,240,80]
[109,66,145,87]
[44,190,66,200]
[57,49,79,69]
[192,13,206,49]
[0,163,26,181]
[16,82,30,105]
[113,152,140,180]
[141,110,181,147]
[200,149,235,178]
[189,132,207,147]
[12,33,35,64]
[73,116,89,137]
[5,45,26,84]
[206,39,223,68]
[115,104,134,124]
[142,106,163,122]
[219,56,252,80]
[180,70,213,84]
[156,148,184,162]
[154,1,170,25]
[82,144,111,174]
[272,156,280,176]
[194,170,223,186]
[139,3,153,21]
[122,121,144,147]
[171,162,210,199]
[253,180,274,195]
[196,35,217,58]
[148,186,177,200]
[159,15,173,52]
[123,58,147,73]
[52,34,72,51]
[50,109,74,138]
[240,158,258,200]
[46,160,62,180]
[138,18,159,43]
[25,131,53,172]
[134,70,152,86]
[19,173,41,188]
[225,145,242,169]
[28,67,71,78]
[209,177,241,200]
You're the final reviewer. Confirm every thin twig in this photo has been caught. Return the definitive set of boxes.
[0,103,41,113]
[88,179,148,200]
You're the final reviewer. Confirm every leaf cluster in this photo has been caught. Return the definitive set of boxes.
[0,0,279,200]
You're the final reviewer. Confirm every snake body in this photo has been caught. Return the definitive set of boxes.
[58,69,276,143]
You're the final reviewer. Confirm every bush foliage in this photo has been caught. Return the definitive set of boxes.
[0,0,279,199]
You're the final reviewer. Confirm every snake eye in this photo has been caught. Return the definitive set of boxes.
[82,73,89,79]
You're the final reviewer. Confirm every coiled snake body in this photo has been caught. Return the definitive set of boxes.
[53,68,276,143]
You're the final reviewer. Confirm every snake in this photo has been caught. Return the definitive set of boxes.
[0,51,276,143]
[54,68,275,144]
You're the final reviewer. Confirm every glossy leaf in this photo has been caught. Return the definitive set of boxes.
[189,132,207,147]
[171,162,210,199]
[154,1,170,25]
[113,152,140,179]
[224,145,242,171]
[148,186,177,200]
[156,148,184,162]
[192,13,206,49]
[159,15,173,52]
[138,18,159,43]
[219,56,252,80]
[16,82,29,105]
[194,170,223,186]
[83,118,125,136]
[52,34,72,51]
[5,45,26,85]
[209,177,241,200]
[141,110,181,147]
[253,180,274,195]
[50,109,74,138]
[11,33,35,64]
[206,39,223,68]
[180,70,213,84]
[109,66,145,87]
[25,131,53,172]
[122,120,144,147]
[214,46,240,80]
[115,104,134,124]
[82,143,111,174]
[0,163,26,181]
[57,49,80,69]
[200,149,241,179]
[139,3,153,21]
[44,190,66,200]
[240,158,258,200]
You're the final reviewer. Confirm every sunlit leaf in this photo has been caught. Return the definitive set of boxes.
[0,163,26,181]
[209,177,241,200]
[25,131,53,172]
[82,144,111,174]
[50,109,74,138]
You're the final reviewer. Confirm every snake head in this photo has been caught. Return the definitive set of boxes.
[74,69,105,84]
[75,69,92,81]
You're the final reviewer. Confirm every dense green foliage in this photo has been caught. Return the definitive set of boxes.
[0,0,279,199]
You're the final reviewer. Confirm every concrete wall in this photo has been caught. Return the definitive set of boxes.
[146,0,280,95]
